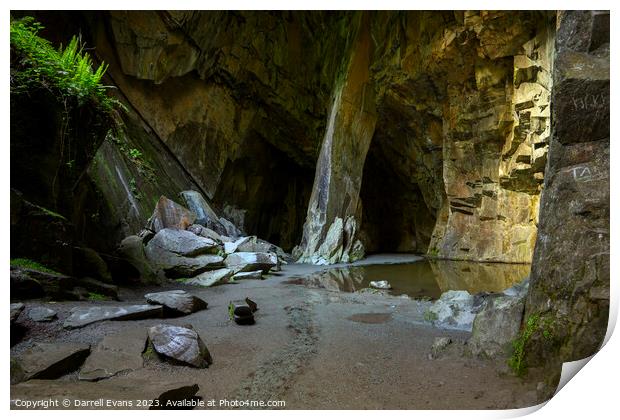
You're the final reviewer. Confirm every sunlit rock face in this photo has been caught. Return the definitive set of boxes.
[524,10,609,369]
[84,11,554,261]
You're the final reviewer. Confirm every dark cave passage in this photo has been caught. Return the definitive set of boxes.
[212,135,314,252]
[359,137,436,255]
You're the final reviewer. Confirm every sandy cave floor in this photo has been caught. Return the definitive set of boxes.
[10,255,552,410]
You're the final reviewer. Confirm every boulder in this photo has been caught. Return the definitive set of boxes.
[79,327,147,381]
[10,303,25,323]
[223,236,253,254]
[232,270,263,281]
[187,224,223,243]
[370,280,392,289]
[28,307,57,322]
[144,290,207,315]
[15,342,91,381]
[224,252,278,274]
[145,229,224,278]
[469,295,526,358]
[74,277,119,300]
[184,268,234,287]
[117,235,159,284]
[147,228,220,256]
[72,247,113,283]
[148,324,212,368]
[179,190,227,231]
[64,304,163,329]
[10,267,74,300]
[430,337,452,359]
[427,290,476,331]
[218,217,243,238]
[146,196,196,233]
[235,236,288,260]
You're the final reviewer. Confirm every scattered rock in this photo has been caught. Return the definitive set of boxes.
[469,294,526,358]
[28,307,57,322]
[64,304,163,329]
[79,327,147,381]
[146,195,196,233]
[184,268,234,287]
[224,252,278,273]
[117,235,159,284]
[369,280,392,289]
[11,303,25,323]
[228,300,256,325]
[145,290,207,315]
[15,342,91,381]
[430,337,452,359]
[232,270,263,281]
[427,290,476,331]
[148,324,212,368]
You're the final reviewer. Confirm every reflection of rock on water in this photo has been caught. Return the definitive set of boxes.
[429,260,530,294]
[304,267,365,292]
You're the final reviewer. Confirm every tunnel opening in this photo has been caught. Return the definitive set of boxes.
[211,133,315,252]
[359,138,436,255]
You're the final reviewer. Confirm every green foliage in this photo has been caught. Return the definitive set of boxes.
[128,148,142,159]
[87,292,108,301]
[508,314,540,376]
[10,16,116,111]
[423,310,438,322]
[10,258,61,275]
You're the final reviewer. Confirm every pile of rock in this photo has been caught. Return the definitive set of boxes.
[117,193,287,285]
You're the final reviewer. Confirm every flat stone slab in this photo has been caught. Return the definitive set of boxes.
[145,290,207,315]
[64,304,163,329]
[185,268,233,287]
[11,303,25,323]
[16,342,91,381]
[224,252,278,273]
[28,306,58,322]
[79,327,147,381]
[11,377,199,409]
[232,270,263,281]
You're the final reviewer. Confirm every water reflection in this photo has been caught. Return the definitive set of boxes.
[294,260,530,299]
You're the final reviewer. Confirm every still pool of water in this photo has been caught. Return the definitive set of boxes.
[291,259,530,299]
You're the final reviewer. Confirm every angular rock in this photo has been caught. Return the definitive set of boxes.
[147,228,220,256]
[232,270,263,281]
[187,224,223,243]
[145,228,224,278]
[11,303,25,323]
[146,196,196,233]
[148,324,212,368]
[16,342,91,381]
[235,236,288,260]
[117,235,159,284]
[28,307,57,322]
[223,236,252,254]
[79,327,147,381]
[184,268,233,287]
[469,295,525,358]
[428,290,476,331]
[180,190,227,232]
[224,252,278,274]
[430,337,452,359]
[64,304,163,329]
[145,290,207,315]
[218,216,243,238]
[370,280,392,290]
[10,267,75,300]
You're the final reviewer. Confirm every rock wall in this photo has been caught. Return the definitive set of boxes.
[20,11,556,262]
[523,10,609,370]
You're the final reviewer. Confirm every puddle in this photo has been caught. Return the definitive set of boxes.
[347,313,393,324]
[291,259,530,299]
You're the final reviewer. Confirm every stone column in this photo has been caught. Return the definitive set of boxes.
[523,10,609,372]
[295,13,377,264]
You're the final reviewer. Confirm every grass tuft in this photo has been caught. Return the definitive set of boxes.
[10,258,62,275]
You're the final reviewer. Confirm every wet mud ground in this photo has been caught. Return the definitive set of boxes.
[10,256,552,409]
